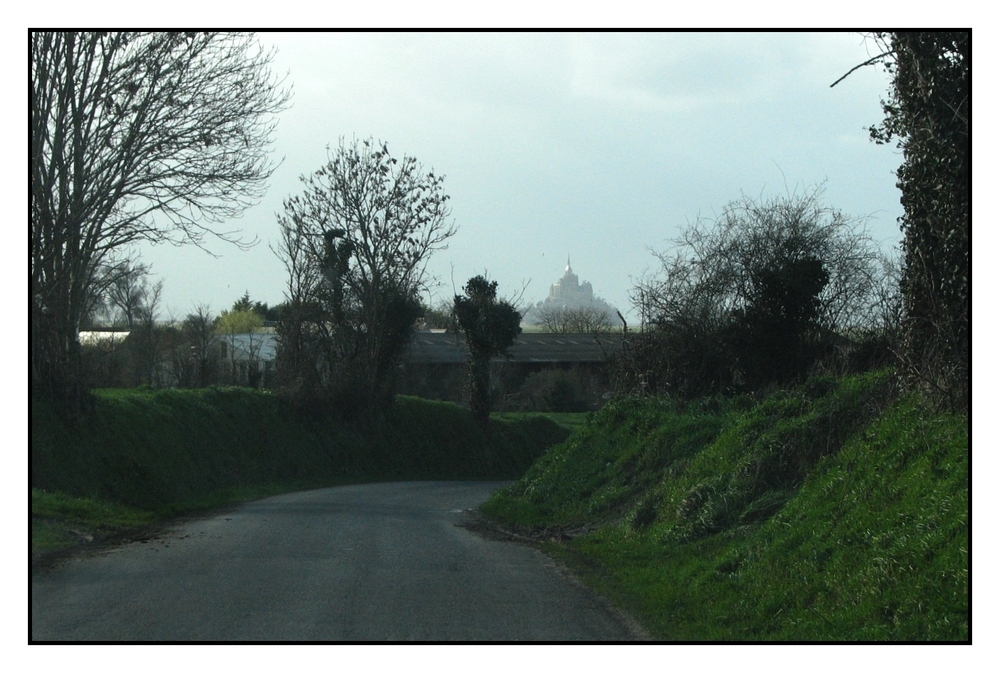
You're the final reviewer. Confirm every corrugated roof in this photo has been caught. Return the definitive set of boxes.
[79,331,130,345]
[404,332,624,364]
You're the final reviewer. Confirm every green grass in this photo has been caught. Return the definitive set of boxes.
[492,411,591,433]
[32,388,570,559]
[481,372,969,640]
[32,488,158,556]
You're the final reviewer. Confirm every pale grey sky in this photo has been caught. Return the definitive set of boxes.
[138,31,905,322]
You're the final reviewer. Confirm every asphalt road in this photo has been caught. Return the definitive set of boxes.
[31,481,643,641]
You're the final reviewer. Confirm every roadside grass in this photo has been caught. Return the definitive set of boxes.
[492,411,591,434]
[32,488,157,556]
[481,372,969,640]
[32,388,569,560]
[32,386,359,512]
[382,397,571,480]
[482,394,743,527]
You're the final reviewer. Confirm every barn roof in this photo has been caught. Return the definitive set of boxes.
[404,332,624,364]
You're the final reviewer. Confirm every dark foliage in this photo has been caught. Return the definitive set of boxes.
[616,190,898,399]
[519,368,593,412]
[869,32,969,410]
[732,252,830,388]
[454,276,523,422]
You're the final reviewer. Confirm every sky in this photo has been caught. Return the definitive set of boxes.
[135,31,905,323]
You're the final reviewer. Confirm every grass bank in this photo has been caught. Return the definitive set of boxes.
[492,411,591,433]
[32,388,569,559]
[480,372,969,641]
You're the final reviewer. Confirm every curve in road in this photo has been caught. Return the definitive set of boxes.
[31,481,642,641]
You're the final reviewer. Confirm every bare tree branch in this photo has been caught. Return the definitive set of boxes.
[274,137,457,415]
[830,50,893,88]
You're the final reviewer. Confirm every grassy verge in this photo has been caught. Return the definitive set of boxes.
[32,388,569,561]
[32,488,158,556]
[480,372,969,640]
[492,411,591,433]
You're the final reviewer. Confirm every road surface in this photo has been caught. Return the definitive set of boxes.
[31,481,642,641]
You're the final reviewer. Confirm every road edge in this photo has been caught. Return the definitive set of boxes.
[455,509,656,642]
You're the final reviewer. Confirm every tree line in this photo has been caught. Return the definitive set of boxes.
[32,31,969,422]
[79,286,273,390]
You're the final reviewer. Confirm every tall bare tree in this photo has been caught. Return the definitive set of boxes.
[31,31,290,408]
[182,305,218,387]
[275,137,456,417]
[129,277,165,386]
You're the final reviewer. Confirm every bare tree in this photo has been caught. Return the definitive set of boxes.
[273,218,327,400]
[626,187,899,396]
[97,260,157,329]
[535,304,572,333]
[275,137,456,417]
[127,276,164,386]
[536,304,615,334]
[636,186,895,336]
[183,305,218,387]
[31,31,290,408]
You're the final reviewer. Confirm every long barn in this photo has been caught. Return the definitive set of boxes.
[399,331,625,409]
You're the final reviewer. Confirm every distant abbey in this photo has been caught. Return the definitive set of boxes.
[522,257,619,326]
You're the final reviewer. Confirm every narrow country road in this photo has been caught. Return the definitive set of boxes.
[31,482,642,641]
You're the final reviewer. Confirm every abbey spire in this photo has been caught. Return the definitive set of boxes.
[522,256,619,328]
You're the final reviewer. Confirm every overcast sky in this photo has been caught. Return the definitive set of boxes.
[137,31,905,322]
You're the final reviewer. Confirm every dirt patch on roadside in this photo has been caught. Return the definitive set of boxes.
[454,509,606,545]
[455,508,612,545]
[31,502,244,574]
[32,520,166,573]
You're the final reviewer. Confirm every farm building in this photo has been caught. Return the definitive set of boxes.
[398,331,625,411]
